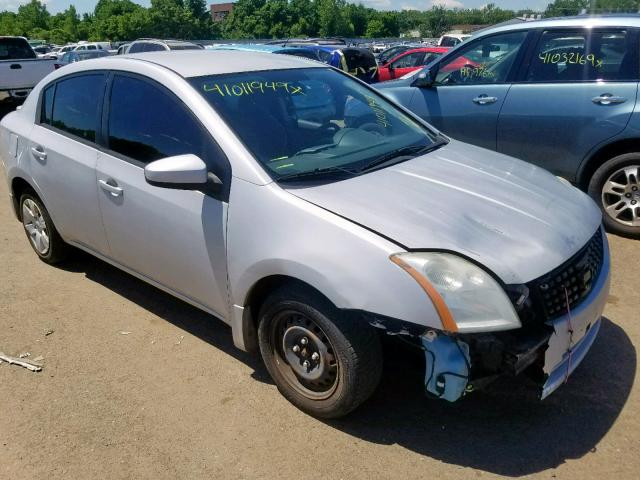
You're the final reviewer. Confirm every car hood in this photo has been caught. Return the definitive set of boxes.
[287,140,602,284]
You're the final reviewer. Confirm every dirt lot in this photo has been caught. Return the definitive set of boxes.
[0,177,638,480]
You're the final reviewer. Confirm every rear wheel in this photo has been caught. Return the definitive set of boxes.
[588,153,640,239]
[19,192,70,264]
[257,285,382,418]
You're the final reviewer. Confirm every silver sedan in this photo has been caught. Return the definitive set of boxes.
[0,51,610,418]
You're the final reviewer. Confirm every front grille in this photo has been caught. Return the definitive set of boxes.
[527,229,604,322]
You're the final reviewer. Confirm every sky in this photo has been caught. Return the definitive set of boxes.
[0,0,550,15]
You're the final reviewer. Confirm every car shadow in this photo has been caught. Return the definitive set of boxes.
[327,316,635,476]
[58,250,273,384]
[59,252,634,476]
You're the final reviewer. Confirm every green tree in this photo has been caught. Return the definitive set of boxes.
[16,0,50,37]
[544,0,589,16]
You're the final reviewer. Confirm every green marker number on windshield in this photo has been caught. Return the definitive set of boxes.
[203,81,305,97]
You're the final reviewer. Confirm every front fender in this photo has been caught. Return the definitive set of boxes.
[226,178,444,343]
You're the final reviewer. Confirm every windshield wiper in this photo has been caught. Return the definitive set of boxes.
[277,165,358,183]
[356,139,447,174]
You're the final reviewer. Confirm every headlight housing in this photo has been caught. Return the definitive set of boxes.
[391,252,521,333]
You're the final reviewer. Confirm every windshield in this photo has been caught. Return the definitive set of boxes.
[190,68,439,181]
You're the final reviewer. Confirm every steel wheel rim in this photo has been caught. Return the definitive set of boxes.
[601,165,640,227]
[270,310,339,400]
[22,199,50,255]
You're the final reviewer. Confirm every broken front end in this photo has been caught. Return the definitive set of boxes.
[375,228,609,402]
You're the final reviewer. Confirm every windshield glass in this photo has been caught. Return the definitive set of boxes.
[190,68,439,181]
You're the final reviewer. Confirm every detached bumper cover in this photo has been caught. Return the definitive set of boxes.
[540,230,610,399]
[541,318,600,399]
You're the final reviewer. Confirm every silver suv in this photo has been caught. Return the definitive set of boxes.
[0,51,610,418]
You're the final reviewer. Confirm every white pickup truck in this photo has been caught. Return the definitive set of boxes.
[0,37,56,104]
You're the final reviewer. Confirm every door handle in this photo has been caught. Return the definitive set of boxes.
[98,179,123,197]
[473,95,498,105]
[592,94,627,105]
[30,146,47,161]
[10,64,21,70]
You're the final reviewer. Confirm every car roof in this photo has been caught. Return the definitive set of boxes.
[133,39,199,47]
[402,47,449,54]
[476,14,640,37]
[117,50,319,77]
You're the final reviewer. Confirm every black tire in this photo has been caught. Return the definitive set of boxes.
[588,152,640,239]
[258,284,382,419]
[19,191,70,264]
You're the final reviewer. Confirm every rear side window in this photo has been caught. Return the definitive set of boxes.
[528,29,638,82]
[145,43,166,52]
[50,74,105,142]
[41,85,55,125]
[128,43,144,53]
[107,75,219,167]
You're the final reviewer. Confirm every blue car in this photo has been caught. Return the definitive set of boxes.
[376,15,640,238]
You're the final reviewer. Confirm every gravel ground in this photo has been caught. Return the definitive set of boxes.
[0,177,638,480]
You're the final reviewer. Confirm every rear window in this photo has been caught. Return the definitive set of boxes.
[0,38,36,60]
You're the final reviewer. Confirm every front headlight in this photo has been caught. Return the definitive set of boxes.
[390,252,521,333]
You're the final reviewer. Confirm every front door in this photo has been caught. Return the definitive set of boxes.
[408,31,529,150]
[96,73,231,318]
[498,28,639,179]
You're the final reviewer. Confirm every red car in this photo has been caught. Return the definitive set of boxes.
[377,47,473,82]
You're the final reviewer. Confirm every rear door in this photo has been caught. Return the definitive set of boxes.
[498,28,639,179]
[96,73,230,317]
[27,73,110,254]
[407,30,529,150]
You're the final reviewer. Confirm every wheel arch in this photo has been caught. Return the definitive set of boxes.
[235,275,336,353]
[10,176,37,220]
[578,138,640,189]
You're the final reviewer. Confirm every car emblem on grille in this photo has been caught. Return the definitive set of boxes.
[540,283,549,291]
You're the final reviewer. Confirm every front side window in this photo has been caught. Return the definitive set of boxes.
[391,52,424,69]
[107,75,218,166]
[190,68,441,181]
[435,31,527,85]
[50,74,105,141]
[527,29,637,82]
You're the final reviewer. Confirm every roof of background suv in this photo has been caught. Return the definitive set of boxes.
[476,14,640,37]
[132,39,202,49]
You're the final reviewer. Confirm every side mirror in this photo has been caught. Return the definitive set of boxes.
[411,68,435,88]
[145,154,221,191]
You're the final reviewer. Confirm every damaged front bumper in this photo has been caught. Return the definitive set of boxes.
[370,233,611,403]
[419,236,611,402]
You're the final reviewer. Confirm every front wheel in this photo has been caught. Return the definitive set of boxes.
[258,285,382,418]
[588,153,640,239]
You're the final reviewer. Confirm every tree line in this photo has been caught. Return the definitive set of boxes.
[0,0,638,45]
